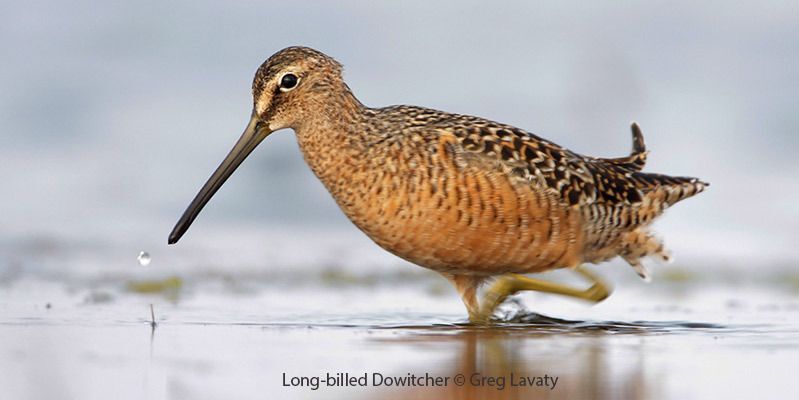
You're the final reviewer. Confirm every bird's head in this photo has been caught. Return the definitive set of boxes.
[251,46,345,132]
[168,46,345,244]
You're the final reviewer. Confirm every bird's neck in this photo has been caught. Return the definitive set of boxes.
[292,86,375,194]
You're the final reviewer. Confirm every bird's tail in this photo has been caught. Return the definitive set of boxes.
[634,173,709,207]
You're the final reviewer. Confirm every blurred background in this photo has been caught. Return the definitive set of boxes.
[1,1,798,399]
[2,0,797,282]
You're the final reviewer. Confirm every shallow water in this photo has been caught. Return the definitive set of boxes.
[1,276,797,400]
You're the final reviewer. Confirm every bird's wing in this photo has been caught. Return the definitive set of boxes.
[421,118,645,207]
[387,107,704,209]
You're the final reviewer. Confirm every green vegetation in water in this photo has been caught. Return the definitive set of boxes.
[659,268,700,283]
[126,276,183,301]
[774,271,799,294]
[318,267,436,287]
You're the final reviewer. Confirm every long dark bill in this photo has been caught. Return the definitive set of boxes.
[168,113,270,244]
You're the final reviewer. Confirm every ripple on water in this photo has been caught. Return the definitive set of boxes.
[194,311,737,336]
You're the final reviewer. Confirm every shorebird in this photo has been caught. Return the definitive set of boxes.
[168,46,707,323]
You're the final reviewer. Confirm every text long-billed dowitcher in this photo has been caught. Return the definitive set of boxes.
[168,46,707,323]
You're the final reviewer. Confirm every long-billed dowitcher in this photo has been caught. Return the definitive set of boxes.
[168,46,707,323]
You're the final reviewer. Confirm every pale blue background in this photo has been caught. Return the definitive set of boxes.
[2,0,797,277]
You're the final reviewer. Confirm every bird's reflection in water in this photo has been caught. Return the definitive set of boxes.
[364,316,660,399]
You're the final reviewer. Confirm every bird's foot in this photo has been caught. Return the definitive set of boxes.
[472,276,517,324]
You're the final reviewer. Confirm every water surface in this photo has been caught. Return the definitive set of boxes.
[2,276,796,399]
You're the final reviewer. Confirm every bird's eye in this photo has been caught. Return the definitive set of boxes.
[279,73,299,92]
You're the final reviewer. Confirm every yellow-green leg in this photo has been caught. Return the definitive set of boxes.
[475,266,612,323]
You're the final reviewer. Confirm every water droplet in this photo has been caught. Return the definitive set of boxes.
[137,251,151,266]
